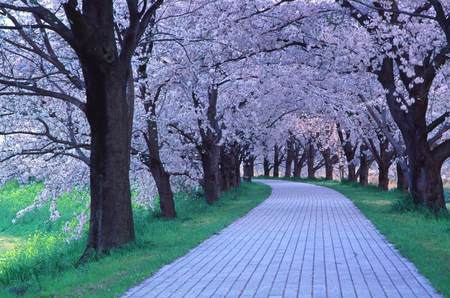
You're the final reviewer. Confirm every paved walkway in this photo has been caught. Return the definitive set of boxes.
[123,180,441,298]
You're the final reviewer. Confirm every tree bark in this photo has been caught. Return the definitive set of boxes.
[243,159,253,182]
[378,164,390,191]
[377,57,447,211]
[409,142,446,210]
[151,165,175,218]
[145,119,176,218]
[284,137,295,177]
[396,162,409,193]
[359,145,369,186]
[85,61,135,253]
[201,144,221,204]
[138,66,176,219]
[348,164,357,182]
[368,136,394,191]
[220,146,232,192]
[197,87,222,204]
[234,155,241,188]
[337,126,357,182]
[273,145,281,177]
[293,151,306,177]
[321,148,334,180]
[307,143,316,179]
[263,156,271,176]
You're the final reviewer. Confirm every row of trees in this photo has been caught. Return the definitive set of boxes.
[0,0,448,260]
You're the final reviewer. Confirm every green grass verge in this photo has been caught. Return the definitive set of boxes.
[261,176,450,298]
[0,182,271,297]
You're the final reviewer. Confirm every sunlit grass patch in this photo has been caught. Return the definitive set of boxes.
[0,181,270,297]
[0,236,22,255]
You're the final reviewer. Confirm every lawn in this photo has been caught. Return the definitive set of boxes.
[0,181,271,297]
[268,177,450,298]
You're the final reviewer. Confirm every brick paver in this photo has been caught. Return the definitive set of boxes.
[122,180,441,298]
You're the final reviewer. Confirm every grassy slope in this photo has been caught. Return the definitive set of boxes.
[0,182,271,298]
[269,177,450,298]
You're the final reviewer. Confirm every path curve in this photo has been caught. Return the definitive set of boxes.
[123,180,441,298]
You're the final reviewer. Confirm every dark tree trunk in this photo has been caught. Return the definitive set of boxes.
[284,137,295,177]
[263,156,271,176]
[201,144,221,204]
[368,136,394,191]
[359,145,369,186]
[307,143,316,179]
[378,164,390,191]
[293,151,306,177]
[83,60,135,253]
[61,0,165,254]
[337,126,357,182]
[321,148,334,180]
[243,153,255,182]
[234,156,241,187]
[139,74,176,219]
[220,146,233,192]
[396,162,409,193]
[273,145,281,177]
[378,57,447,212]
[243,160,252,182]
[348,164,357,182]
[145,116,176,218]
[64,0,139,254]
[197,87,222,204]
[284,156,293,177]
[409,143,446,210]
[151,165,175,218]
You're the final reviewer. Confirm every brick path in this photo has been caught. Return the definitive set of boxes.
[123,180,441,298]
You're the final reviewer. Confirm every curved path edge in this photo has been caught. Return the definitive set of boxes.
[122,180,442,298]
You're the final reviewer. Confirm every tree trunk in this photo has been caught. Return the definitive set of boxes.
[321,148,334,180]
[243,159,252,182]
[370,136,393,191]
[389,99,446,210]
[145,118,176,218]
[307,143,316,179]
[409,146,446,211]
[220,147,232,192]
[378,57,446,212]
[293,151,306,177]
[139,81,176,218]
[284,155,293,177]
[396,162,409,193]
[263,156,271,176]
[234,155,241,187]
[273,145,280,177]
[250,157,255,178]
[151,166,175,218]
[348,164,356,182]
[378,164,390,191]
[359,145,369,186]
[201,144,221,204]
[85,65,135,253]
[284,137,294,177]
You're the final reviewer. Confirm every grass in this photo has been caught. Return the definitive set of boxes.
[0,181,271,297]
[262,176,450,298]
